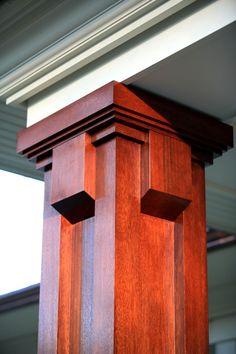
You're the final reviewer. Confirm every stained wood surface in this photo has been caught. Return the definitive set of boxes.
[38,173,84,354]
[174,162,208,353]
[91,140,116,353]
[183,162,208,352]
[37,171,61,354]
[141,130,192,220]
[114,137,175,353]
[16,82,233,354]
[17,82,233,165]
[57,218,82,354]
[51,133,95,223]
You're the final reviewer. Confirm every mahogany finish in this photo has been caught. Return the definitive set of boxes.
[141,130,192,220]
[37,171,61,353]
[17,82,232,164]
[51,133,95,224]
[17,82,233,353]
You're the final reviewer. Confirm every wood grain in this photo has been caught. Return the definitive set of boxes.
[17,82,233,165]
[182,161,208,353]
[114,137,175,353]
[51,133,95,224]
[141,130,192,220]
[91,139,116,354]
[38,170,61,354]
[86,136,176,352]
[38,172,84,354]
[16,82,233,354]
[80,218,95,354]
[57,218,82,354]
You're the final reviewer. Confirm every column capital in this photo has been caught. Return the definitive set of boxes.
[17,81,233,168]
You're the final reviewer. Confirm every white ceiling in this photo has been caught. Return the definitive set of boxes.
[132,21,236,121]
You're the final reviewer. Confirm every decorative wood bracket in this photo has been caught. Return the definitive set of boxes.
[51,133,95,224]
[141,130,192,221]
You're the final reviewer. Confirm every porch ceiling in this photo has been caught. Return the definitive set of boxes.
[132,21,236,234]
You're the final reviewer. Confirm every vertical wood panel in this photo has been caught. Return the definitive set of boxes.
[183,162,208,353]
[57,218,82,354]
[115,137,175,353]
[38,172,84,354]
[37,171,61,354]
[91,140,116,354]
[141,131,191,221]
[174,215,185,354]
[80,218,95,354]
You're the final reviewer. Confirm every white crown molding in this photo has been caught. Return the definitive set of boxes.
[0,0,196,104]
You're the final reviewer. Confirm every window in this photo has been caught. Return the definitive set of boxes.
[0,170,44,295]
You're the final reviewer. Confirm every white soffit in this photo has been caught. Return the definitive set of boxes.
[133,21,236,121]
[0,0,196,105]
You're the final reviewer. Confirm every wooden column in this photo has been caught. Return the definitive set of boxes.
[17,82,233,354]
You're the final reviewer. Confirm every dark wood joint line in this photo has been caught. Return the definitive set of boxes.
[36,152,53,171]
[91,122,146,146]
